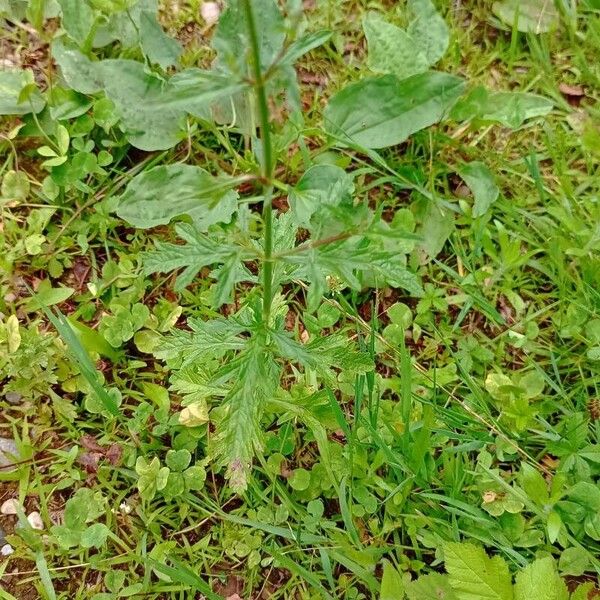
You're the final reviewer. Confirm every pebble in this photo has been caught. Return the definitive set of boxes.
[0,438,20,469]
[0,499,20,515]
[27,511,43,530]
[5,392,22,404]
[201,2,220,26]
[0,544,14,556]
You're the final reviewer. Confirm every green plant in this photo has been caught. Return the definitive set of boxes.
[2,0,600,597]
[381,542,592,600]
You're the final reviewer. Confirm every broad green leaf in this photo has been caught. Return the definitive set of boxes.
[416,197,455,259]
[57,0,95,46]
[451,86,553,129]
[1,170,30,202]
[24,285,74,311]
[116,164,240,229]
[406,573,457,600]
[444,542,514,600]
[97,59,183,150]
[514,557,568,600]
[458,162,499,217]
[165,449,192,472]
[519,463,549,505]
[135,456,170,502]
[166,68,248,119]
[289,468,311,491]
[324,72,465,149]
[280,30,332,65]
[52,39,104,94]
[364,1,448,80]
[0,70,45,115]
[380,559,405,600]
[139,10,182,69]
[407,0,450,66]
[80,523,110,548]
[558,547,589,576]
[48,87,93,120]
[492,0,559,33]
[183,465,207,491]
[212,0,285,73]
[363,12,429,80]
[288,164,356,234]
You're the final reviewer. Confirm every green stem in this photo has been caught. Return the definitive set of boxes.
[243,0,275,325]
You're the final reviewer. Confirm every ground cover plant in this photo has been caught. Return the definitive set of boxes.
[0,0,599,598]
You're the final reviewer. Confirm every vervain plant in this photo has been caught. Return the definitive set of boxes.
[1,0,554,493]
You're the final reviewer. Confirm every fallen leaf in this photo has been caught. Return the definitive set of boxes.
[558,83,584,97]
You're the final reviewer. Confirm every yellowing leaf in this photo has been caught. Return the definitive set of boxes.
[179,401,209,427]
[6,315,21,353]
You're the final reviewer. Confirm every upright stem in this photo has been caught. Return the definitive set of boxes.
[243,0,275,326]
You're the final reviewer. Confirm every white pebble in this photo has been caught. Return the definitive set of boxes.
[201,2,220,26]
[0,499,20,515]
[27,511,44,530]
[119,502,132,514]
[0,544,14,556]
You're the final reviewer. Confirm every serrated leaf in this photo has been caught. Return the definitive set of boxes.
[270,330,373,382]
[116,164,240,229]
[406,573,457,600]
[139,10,182,69]
[169,364,230,403]
[380,559,405,600]
[153,316,247,367]
[283,238,422,310]
[214,337,280,493]
[514,557,568,600]
[458,161,499,217]
[0,69,45,115]
[492,0,559,33]
[324,72,465,149]
[142,223,253,297]
[444,542,513,600]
